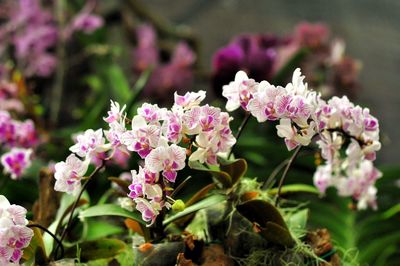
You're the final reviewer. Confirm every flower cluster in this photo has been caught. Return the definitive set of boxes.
[0,111,37,149]
[0,0,103,78]
[132,24,196,101]
[121,91,235,225]
[212,22,360,99]
[0,195,34,265]
[222,68,381,209]
[0,0,58,77]
[313,96,381,209]
[55,91,236,225]
[0,110,37,180]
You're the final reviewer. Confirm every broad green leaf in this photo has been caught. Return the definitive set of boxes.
[286,209,309,238]
[43,192,90,256]
[85,219,124,241]
[242,151,266,165]
[79,204,145,225]
[359,232,400,263]
[174,183,216,227]
[64,239,127,261]
[163,194,225,226]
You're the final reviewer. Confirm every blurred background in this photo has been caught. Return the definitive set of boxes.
[101,0,400,165]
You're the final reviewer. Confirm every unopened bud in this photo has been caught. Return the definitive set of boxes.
[172,199,185,212]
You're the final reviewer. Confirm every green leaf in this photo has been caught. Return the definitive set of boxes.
[173,183,216,227]
[188,160,232,188]
[287,209,308,231]
[127,67,152,113]
[64,239,127,261]
[106,64,131,103]
[382,204,400,219]
[79,92,108,129]
[268,184,319,195]
[163,194,225,226]
[287,209,309,239]
[43,192,90,256]
[359,232,400,263]
[79,204,145,225]
[85,219,124,241]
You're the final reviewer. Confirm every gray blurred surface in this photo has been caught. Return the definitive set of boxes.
[143,0,400,164]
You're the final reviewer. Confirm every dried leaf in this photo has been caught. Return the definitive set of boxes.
[124,218,144,236]
[32,168,61,227]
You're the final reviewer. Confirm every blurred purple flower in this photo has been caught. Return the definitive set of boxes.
[132,24,196,100]
[1,148,32,180]
[212,34,279,94]
[133,24,159,72]
[0,0,104,78]
[13,25,58,58]
[212,22,360,99]
[171,43,196,67]
[1,0,58,77]
[25,53,57,80]
[71,13,103,34]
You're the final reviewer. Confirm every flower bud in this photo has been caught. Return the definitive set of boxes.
[172,199,185,212]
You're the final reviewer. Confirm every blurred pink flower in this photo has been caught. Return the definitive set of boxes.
[132,24,196,100]
[0,148,32,180]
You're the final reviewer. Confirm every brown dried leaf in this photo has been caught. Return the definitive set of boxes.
[32,168,61,227]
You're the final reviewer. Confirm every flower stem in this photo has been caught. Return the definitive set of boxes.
[28,223,64,260]
[54,161,105,259]
[275,145,302,207]
[262,158,289,190]
[228,112,251,159]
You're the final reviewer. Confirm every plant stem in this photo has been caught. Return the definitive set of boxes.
[228,112,251,159]
[275,145,302,207]
[170,176,192,198]
[28,223,64,260]
[54,161,105,259]
[262,158,289,190]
